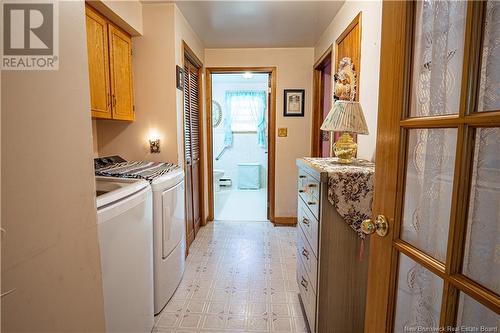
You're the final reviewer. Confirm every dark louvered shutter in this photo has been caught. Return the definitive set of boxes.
[183,63,192,163]
[183,54,202,252]
[188,65,200,161]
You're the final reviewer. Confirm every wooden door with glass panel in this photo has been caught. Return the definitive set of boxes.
[365,2,499,332]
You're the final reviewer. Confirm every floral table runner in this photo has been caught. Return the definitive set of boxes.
[303,157,375,238]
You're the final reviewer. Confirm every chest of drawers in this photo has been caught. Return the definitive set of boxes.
[296,158,370,333]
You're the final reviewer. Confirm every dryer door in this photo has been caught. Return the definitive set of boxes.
[162,180,185,259]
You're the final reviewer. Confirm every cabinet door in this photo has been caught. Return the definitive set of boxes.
[108,24,134,121]
[85,5,111,119]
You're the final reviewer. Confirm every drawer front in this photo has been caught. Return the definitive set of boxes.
[297,256,316,331]
[297,227,318,293]
[298,200,319,258]
[298,171,320,220]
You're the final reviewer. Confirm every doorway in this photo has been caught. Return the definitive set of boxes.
[311,47,333,157]
[206,68,276,222]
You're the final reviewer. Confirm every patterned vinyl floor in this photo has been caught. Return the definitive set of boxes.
[153,221,308,333]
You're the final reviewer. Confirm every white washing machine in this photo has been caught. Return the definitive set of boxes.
[94,157,186,315]
[96,177,154,333]
[150,169,186,314]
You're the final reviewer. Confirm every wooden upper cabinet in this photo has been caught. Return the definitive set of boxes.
[85,4,134,121]
[85,5,111,119]
[108,25,134,121]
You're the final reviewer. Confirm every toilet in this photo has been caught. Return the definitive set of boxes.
[213,169,224,191]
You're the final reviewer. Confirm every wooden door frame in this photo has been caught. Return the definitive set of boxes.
[205,67,277,222]
[311,13,362,157]
[365,2,500,332]
[311,46,332,157]
[182,41,205,233]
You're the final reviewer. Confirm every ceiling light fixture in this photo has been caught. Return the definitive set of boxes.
[242,72,253,79]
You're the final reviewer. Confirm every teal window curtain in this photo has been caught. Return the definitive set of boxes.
[224,91,267,148]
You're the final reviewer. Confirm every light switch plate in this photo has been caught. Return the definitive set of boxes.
[278,128,288,137]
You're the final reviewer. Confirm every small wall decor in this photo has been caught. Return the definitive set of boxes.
[212,100,222,128]
[176,65,184,90]
[283,89,305,117]
[333,57,357,101]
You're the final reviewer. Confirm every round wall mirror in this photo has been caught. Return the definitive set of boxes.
[212,100,222,128]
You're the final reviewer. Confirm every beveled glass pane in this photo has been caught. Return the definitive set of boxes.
[456,292,500,330]
[401,128,457,262]
[410,0,467,117]
[394,253,444,332]
[478,0,500,112]
[462,128,500,294]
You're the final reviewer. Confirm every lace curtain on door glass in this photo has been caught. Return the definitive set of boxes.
[394,1,466,331]
[477,1,500,112]
[459,0,500,322]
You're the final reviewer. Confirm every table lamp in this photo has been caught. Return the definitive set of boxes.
[320,57,369,164]
[320,100,369,163]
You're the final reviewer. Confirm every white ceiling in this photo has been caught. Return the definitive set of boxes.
[173,1,344,48]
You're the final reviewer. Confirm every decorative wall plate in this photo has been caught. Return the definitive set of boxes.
[212,100,222,127]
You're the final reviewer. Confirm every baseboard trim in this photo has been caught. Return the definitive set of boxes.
[273,216,297,226]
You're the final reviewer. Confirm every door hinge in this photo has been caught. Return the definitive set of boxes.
[133,105,136,112]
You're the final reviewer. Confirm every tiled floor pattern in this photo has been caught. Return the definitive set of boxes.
[214,189,267,221]
[153,221,308,333]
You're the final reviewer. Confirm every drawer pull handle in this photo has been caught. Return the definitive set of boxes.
[302,248,309,259]
[300,277,308,291]
[299,189,304,193]
[308,183,317,188]
[307,201,316,205]
[299,175,306,179]
[302,218,310,226]
[1,288,16,298]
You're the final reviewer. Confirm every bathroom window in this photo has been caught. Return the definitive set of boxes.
[225,91,267,133]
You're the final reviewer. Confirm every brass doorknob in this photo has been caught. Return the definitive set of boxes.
[361,215,389,237]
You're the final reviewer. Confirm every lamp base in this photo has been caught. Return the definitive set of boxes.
[332,132,357,164]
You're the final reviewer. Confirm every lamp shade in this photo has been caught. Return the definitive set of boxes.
[320,100,369,135]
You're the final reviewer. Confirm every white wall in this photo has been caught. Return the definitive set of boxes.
[315,0,383,161]
[97,3,204,166]
[1,1,106,331]
[205,48,314,217]
[97,3,177,162]
[174,4,205,168]
[212,76,269,187]
[88,0,143,36]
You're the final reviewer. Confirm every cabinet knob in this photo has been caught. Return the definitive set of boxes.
[302,218,310,226]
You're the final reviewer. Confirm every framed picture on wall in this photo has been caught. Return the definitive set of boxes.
[283,89,305,117]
